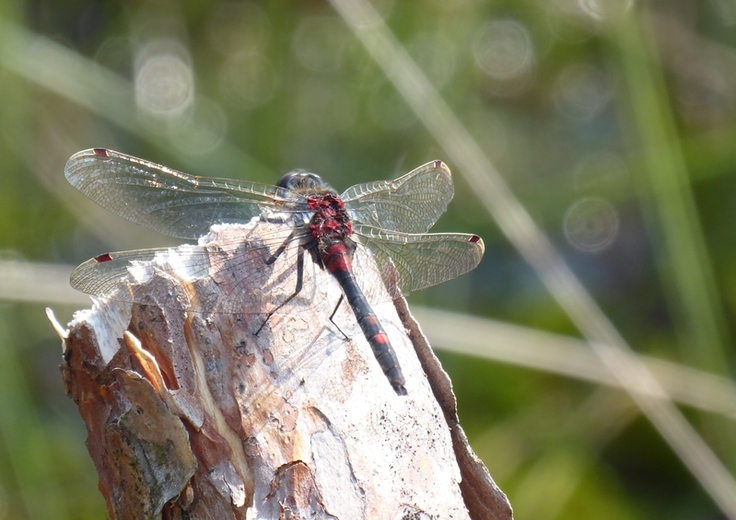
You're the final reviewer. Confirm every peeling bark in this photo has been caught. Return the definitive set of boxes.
[394,297,513,520]
[53,221,511,519]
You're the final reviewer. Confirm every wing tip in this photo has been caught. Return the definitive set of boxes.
[470,234,484,249]
[429,159,451,178]
[67,147,110,162]
[64,148,115,182]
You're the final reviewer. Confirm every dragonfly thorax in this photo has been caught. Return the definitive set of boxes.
[308,193,353,242]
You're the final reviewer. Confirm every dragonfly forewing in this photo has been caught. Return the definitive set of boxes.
[342,160,454,234]
[64,148,292,239]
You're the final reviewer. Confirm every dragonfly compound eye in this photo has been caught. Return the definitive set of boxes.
[276,171,326,191]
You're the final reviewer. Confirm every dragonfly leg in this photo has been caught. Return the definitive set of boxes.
[254,245,305,335]
[263,228,296,265]
[327,295,350,340]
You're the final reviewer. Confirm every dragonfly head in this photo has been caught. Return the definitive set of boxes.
[277,170,329,192]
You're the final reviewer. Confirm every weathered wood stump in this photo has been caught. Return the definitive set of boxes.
[51,222,512,519]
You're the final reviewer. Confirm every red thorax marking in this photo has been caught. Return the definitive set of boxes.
[308,194,353,241]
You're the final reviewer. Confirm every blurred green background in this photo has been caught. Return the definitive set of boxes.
[1,0,736,518]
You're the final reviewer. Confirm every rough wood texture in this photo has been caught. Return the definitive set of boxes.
[54,222,511,519]
[394,297,513,520]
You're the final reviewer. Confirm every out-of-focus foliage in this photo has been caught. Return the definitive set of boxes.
[1,0,735,518]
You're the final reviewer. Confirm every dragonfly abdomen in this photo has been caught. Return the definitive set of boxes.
[322,241,408,396]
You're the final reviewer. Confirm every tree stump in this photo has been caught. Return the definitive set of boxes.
[51,221,512,519]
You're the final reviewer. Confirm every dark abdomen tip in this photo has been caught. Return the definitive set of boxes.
[392,382,408,396]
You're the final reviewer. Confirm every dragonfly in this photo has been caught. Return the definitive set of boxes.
[65,148,485,396]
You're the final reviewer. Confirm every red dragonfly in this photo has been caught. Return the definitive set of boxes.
[65,148,485,395]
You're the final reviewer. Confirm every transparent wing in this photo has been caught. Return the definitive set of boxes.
[353,224,485,296]
[69,224,319,315]
[70,247,215,307]
[341,160,454,234]
[64,148,291,239]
